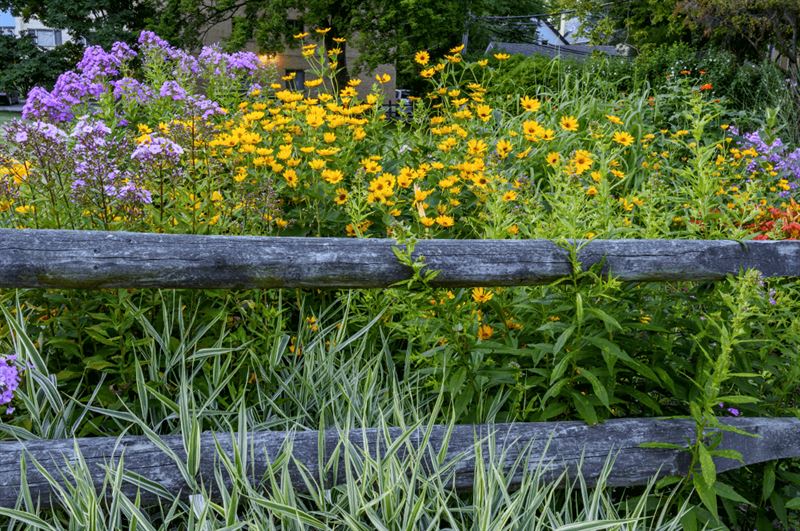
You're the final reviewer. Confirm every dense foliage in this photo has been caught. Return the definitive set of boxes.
[0,32,799,529]
[0,35,82,96]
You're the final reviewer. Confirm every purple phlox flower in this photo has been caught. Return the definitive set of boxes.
[22,86,73,123]
[110,41,137,62]
[718,402,741,417]
[736,128,800,192]
[131,135,184,163]
[0,354,20,409]
[768,288,777,305]
[159,80,188,101]
[117,181,153,204]
[172,50,200,76]
[199,45,263,78]
[137,30,172,50]
[71,118,112,150]
[227,51,261,75]
[6,119,68,146]
[112,77,153,103]
[77,45,123,80]
[51,71,106,103]
[69,118,134,200]
[185,95,225,121]
[199,45,224,65]
[137,31,196,75]
[32,121,68,142]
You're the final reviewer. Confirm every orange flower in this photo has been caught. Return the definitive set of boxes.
[477,324,494,340]
[472,287,493,303]
[700,83,713,91]
[435,215,454,227]
[560,115,578,132]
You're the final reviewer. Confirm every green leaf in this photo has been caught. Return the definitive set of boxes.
[762,462,775,502]
[714,481,753,505]
[785,497,800,510]
[639,442,685,450]
[83,356,114,371]
[709,448,743,463]
[556,519,639,531]
[576,368,610,408]
[0,508,55,530]
[715,395,759,404]
[541,379,568,404]
[698,444,716,487]
[250,498,327,528]
[553,325,575,356]
[571,391,598,425]
[586,336,658,383]
[584,307,622,332]
[693,472,718,521]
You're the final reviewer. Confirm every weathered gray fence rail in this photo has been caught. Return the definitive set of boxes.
[1,418,799,508]
[1,229,799,509]
[1,229,800,288]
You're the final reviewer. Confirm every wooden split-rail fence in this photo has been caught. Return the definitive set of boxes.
[0,228,799,508]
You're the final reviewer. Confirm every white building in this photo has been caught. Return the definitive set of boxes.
[0,9,73,48]
[559,17,591,45]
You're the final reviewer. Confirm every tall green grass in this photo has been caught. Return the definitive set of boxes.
[0,294,700,530]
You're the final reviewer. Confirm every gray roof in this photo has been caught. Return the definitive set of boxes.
[485,41,629,61]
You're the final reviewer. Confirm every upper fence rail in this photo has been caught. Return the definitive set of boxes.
[0,229,798,289]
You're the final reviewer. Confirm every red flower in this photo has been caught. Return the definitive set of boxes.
[782,221,800,239]
[700,83,713,91]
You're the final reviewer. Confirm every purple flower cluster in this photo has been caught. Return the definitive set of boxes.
[23,87,74,123]
[70,118,152,205]
[185,95,226,120]
[1,120,71,183]
[6,120,67,145]
[77,44,131,80]
[198,45,263,79]
[159,81,188,101]
[22,41,142,122]
[23,71,104,123]
[138,30,200,77]
[0,354,20,415]
[21,30,270,125]
[112,77,153,103]
[734,128,800,198]
[131,135,184,164]
[137,30,172,50]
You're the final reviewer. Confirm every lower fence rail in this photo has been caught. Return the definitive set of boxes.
[0,417,798,508]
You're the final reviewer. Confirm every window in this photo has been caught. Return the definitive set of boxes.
[0,27,14,36]
[24,29,62,47]
[284,69,305,90]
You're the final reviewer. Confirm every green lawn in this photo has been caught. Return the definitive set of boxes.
[0,111,20,125]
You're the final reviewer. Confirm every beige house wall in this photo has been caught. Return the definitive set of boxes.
[202,18,396,101]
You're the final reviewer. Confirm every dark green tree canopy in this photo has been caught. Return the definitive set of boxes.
[0,0,159,47]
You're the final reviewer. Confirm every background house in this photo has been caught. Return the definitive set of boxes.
[0,9,74,48]
[203,17,396,101]
[485,17,631,62]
